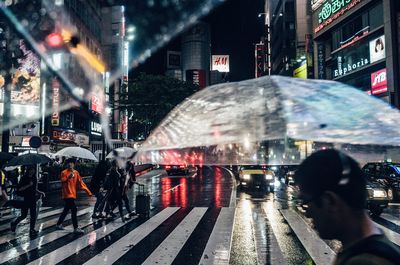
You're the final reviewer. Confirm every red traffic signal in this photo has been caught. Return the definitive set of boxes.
[45,33,64,48]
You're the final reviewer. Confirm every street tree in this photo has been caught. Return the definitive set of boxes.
[122,73,199,140]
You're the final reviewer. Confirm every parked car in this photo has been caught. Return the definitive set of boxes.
[366,180,391,216]
[163,164,189,175]
[239,165,275,192]
[362,162,399,202]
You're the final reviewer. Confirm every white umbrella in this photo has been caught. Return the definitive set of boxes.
[106,147,135,159]
[55,146,98,161]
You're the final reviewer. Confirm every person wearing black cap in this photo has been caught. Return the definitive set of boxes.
[294,149,400,265]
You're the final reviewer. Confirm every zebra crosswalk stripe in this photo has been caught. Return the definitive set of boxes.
[142,207,208,265]
[26,214,139,265]
[280,209,335,265]
[0,207,64,232]
[0,215,96,264]
[199,207,235,265]
[84,207,180,265]
[0,207,52,223]
[374,222,400,245]
[0,207,92,245]
[380,213,400,226]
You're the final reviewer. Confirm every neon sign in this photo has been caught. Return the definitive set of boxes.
[315,0,362,34]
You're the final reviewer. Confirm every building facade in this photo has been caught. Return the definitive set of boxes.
[312,0,400,106]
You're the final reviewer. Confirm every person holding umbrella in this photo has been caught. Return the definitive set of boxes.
[10,166,39,236]
[56,158,92,234]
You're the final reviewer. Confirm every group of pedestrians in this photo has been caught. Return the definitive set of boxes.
[89,159,136,222]
[0,157,137,236]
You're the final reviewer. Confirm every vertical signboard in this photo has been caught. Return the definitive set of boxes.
[51,79,60,126]
[186,70,206,88]
[370,68,387,95]
[317,43,326,79]
[255,43,265,78]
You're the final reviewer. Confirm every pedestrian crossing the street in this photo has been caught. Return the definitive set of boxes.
[1,204,400,265]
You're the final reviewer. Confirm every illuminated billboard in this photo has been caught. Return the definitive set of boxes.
[212,55,230,72]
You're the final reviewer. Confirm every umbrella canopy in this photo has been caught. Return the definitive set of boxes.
[134,76,400,164]
[55,146,98,161]
[0,152,15,163]
[7,153,51,167]
[106,147,135,159]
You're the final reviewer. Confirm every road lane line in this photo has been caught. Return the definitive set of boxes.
[26,213,140,265]
[375,222,400,245]
[262,202,287,265]
[280,209,335,265]
[380,213,400,226]
[0,207,64,232]
[0,207,52,223]
[0,214,98,264]
[221,167,236,208]
[142,207,208,265]
[0,207,92,245]
[199,207,235,265]
[84,207,180,265]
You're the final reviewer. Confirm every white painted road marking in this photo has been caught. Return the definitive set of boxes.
[84,207,180,265]
[280,209,335,265]
[27,215,138,264]
[199,207,235,265]
[143,207,208,265]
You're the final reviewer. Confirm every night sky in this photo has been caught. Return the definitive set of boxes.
[128,0,265,82]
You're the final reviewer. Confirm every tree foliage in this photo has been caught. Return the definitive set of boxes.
[122,73,198,140]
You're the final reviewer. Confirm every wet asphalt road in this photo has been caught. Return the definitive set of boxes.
[1,166,400,265]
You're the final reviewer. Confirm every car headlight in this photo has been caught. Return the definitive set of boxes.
[373,189,387,198]
[388,189,393,200]
[243,174,250,180]
[265,174,273,180]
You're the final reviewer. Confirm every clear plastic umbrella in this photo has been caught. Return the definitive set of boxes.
[134,76,400,165]
[106,147,136,159]
[55,146,98,161]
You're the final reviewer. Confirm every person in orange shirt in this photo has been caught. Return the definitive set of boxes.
[56,158,92,234]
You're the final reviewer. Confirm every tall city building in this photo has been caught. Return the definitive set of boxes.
[312,0,400,107]
[267,0,313,77]
[181,22,211,89]
[101,5,129,141]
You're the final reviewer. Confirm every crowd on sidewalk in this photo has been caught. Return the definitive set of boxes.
[0,157,137,236]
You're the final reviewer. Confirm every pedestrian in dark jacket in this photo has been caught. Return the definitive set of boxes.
[10,166,39,236]
[106,160,125,222]
[90,160,108,218]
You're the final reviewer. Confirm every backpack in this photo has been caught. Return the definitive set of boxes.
[340,235,400,264]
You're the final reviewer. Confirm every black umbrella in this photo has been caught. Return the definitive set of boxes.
[7,153,51,166]
[0,152,15,163]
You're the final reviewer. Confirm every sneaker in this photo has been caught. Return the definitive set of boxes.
[91,213,99,219]
[129,212,136,217]
[10,221,16,232]
[73,228,84,234]
[56,224,65,230]
[29,229,39,236]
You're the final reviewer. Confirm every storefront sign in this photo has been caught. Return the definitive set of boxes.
[167,51,181,69]
[90,121,103,136]
[339,27,369,50]
[51,79,60,126]
[315,0,362,34]
[75,133,89,146]
[186,70,206,89]
[212,55,230,72]
[317,43,326,79]
[334,56,369,77]
[52,129,76,142]
[369,36,385,63]
[90,95,104,114]
[371,68,387,95]
[12,145,35,152]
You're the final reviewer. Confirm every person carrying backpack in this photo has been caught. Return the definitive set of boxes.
[294,149,400,265]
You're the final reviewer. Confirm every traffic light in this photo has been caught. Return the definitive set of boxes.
[45,32,64,48]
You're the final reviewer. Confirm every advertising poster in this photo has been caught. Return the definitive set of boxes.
[369,36,386,63]
[186,69,206,89]
[212,55,230,72]
[370,68,387,95]
[0,40,41,118]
